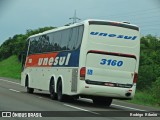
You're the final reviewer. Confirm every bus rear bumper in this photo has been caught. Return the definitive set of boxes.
[78,83,136,99]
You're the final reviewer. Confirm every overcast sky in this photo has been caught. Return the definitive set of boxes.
[0,0,160,45]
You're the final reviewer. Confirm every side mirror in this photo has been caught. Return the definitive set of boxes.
[18,54,22,62]
[18,51,25,62]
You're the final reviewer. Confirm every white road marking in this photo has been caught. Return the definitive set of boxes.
[0,79,21,85]
[112,104,146,111]
[80,98,147,111]
[9,89,20,93]
[64,104,100,115]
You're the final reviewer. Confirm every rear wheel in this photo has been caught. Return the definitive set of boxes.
[92,97,112,107]
[49,79,57,100]
[27,87,34,94]
[57,80,65,102]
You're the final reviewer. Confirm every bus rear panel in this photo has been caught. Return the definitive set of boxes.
[78,20,140,100]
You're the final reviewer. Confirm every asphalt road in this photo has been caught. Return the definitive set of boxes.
[0,77,159,120]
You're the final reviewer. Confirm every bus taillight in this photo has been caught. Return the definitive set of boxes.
[80,67,86,80]
[133,72,138,83]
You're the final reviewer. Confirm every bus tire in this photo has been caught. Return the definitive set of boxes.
[105,98,112,107]
[25,79,34,94]
[49,78,57,100]
[92,97,112,107]
[25,77,34,94]
[27,87,34,94]
[57,80,65,102]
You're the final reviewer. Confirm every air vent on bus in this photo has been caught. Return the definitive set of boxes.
[122,21,130,24]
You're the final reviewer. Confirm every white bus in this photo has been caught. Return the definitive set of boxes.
[21,19,140,106]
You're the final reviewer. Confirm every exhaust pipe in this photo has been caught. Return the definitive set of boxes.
[125,92,131,97]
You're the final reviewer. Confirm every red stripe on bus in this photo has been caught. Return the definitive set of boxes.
[25,52,59,67]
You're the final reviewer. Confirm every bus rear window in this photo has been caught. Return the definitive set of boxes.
[89,21,139,31]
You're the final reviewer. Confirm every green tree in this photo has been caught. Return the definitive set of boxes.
[138,35,160,90]
[152,77,160,104]
[0,26,55,61]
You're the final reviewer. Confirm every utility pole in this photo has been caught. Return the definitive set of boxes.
[69,10,81,24]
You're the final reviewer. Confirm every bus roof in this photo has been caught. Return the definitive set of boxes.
[29,22,84,38]
[29,19,139,39]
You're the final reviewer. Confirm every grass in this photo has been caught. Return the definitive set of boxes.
[128,90,160,108]
[0,55,21,80]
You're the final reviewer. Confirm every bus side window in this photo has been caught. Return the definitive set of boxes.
[53,31,61,51]
[67,26,84,50]
[68,27,78,50]
[46,35,53,52]
[75,26,84,49]
[29,38,37,54]
[67,28,73,50]
[72,27,78,50]
[35,37,40,53]
[60,29,70,51]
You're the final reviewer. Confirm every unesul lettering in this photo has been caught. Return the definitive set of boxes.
[90,32,137,40]
[38,53,71,66]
